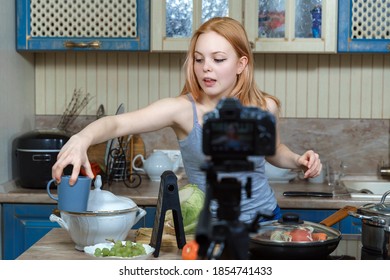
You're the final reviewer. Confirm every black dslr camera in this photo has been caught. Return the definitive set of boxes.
[196,98,276,260]
[203,98,276,166]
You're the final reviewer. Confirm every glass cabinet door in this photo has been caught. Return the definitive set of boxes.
[245,0,337,53]
[151,0,242,51]
[258,0,286,39]
[295,0,323,38]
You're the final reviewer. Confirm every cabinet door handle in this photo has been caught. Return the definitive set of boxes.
[64,41,101,49]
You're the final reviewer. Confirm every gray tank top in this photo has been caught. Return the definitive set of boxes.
[178,94,277,223]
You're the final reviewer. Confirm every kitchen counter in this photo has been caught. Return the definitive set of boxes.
[0,177,163,206]
[0,176,379,209]
[17,228,182,260]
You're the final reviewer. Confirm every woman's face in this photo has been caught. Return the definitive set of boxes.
[193,31,246,100]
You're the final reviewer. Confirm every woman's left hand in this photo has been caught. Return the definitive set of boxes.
[297,150,322,178]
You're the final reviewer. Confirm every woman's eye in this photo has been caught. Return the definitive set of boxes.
[194,58,203,63]
[214,58,226,63]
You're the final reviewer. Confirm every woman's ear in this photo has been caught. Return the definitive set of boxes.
[237,56,248,75]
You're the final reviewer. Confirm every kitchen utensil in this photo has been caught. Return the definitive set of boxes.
[149,171,186,257]
[49,175,146,250]
[84,241,155,259]
[129,134,145,169]
[349,190,390,258]
[50,207,146,251]
[14,129,70,189]
[132,151,180,181]
[283,191,333,197]
[96,104,105,119]
[105,104,125,182]
[47,175,91,212]
[87,175,136,211]
[135,227,194,247]
[249,205,354,259]
[107,135,131,181]
[124,134,145,188]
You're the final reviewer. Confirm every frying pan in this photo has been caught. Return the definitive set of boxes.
[249,206,357,260]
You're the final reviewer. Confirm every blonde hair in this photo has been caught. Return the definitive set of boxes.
[180,17,280,110]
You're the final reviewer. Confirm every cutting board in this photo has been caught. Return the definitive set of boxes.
[87,142,107,169]
[135,228,193,247]
[128,134,145,169]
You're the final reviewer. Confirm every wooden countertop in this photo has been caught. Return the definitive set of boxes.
[0,177,164,206]
[17,228,182,260]
[0,176,379,209]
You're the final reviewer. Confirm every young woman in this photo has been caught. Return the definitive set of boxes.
[52,17,322,223]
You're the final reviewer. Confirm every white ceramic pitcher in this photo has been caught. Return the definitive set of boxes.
[131,151,180,181]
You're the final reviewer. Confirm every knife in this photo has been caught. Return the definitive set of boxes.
[283,191,333,197]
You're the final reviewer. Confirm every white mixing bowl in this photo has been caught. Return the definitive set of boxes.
[50,206,146,251]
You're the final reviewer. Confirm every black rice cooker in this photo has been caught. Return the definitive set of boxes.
[15,129,71,189]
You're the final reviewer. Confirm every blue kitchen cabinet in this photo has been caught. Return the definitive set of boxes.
[133,206,156,228]
[2,204,156,260]
[338,0,390,53]
[2,204,59,260]
[16,0,150,51]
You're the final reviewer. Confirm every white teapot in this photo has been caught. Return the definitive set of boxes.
[131,151,180,181]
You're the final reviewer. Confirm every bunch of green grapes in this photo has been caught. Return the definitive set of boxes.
[94,240,146,258]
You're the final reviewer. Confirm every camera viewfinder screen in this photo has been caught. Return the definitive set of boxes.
[209,121,254,154]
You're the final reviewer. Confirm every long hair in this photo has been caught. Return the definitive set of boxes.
[180,17,280,110]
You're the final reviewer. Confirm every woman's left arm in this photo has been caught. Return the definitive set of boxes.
[264,99,322,178]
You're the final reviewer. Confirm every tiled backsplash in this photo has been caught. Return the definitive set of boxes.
[36,116,389,175]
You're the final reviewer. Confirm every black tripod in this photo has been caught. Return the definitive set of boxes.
[195,161,260,260]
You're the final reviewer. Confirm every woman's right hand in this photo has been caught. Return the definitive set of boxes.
[51,134,94,185]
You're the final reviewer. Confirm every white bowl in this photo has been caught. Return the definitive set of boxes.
[84,241,155,259]
[265,162,290,179]
[49,207,147,251]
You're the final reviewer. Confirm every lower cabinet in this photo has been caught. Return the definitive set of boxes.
[2,204,361,260]
[1,204,157,260]
[2,204,59,260]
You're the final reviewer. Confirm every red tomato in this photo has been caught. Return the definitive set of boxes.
[182,240,199,260]
[289,228,312,241]
[80,162,102,177]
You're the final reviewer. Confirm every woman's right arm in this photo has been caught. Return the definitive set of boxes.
[52,96,191,184]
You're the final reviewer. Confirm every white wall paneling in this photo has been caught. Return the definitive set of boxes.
[35,53,390,119]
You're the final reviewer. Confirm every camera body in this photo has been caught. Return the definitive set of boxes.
[203,98,276,161]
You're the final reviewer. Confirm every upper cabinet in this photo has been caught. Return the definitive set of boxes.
[338,0,390,53]
[151,0,337,53]
[151,0,243,52]
[16,0,150,51]
[244,0,338,53]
